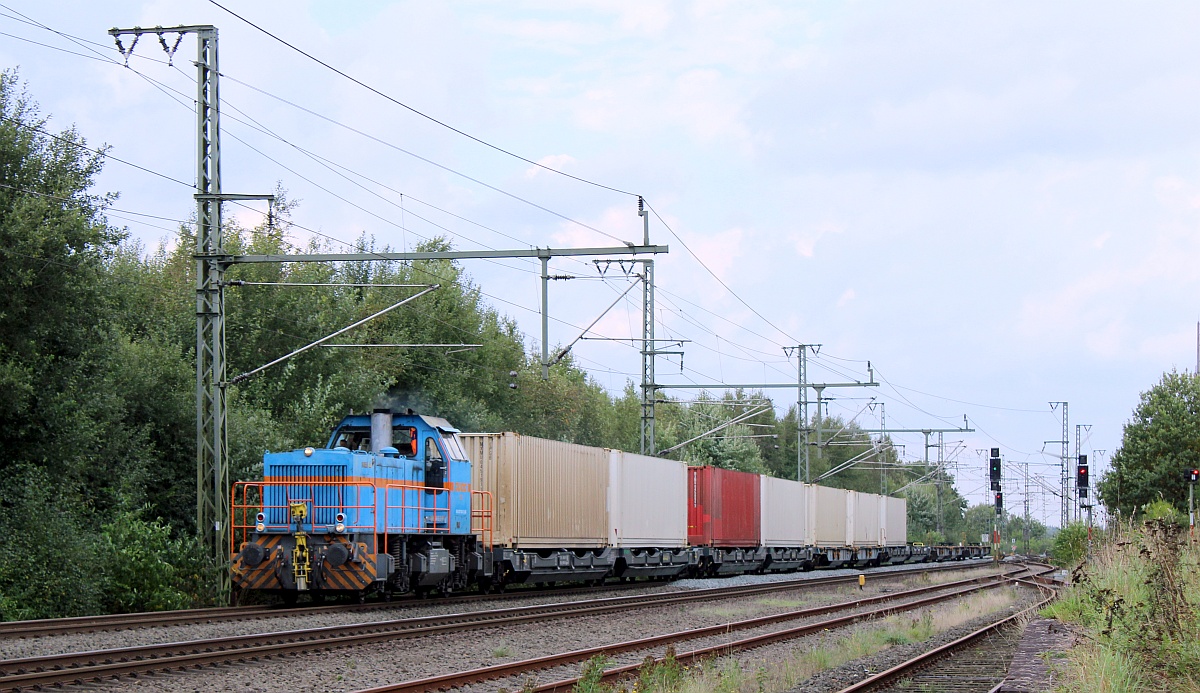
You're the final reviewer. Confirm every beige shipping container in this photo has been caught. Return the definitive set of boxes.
[848,491,881,547]
[608,451,688,547]
[462,432,609,548]
[760,476,808,546]
[808,484,848,547]
[882,496,907,546]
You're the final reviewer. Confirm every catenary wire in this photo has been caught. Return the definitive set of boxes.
[5,10,807,392]
[218,72,634,246]
[645,201,797,347]
[205,0,638,198]
[3,8,990,423]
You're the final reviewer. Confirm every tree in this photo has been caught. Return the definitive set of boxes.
[1098,370,1200,518]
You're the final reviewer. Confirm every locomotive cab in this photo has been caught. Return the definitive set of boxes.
[231,409,487,601]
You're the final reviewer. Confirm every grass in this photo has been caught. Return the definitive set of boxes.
[491,643,513,659]
[1040,519,1200,692]
[694,567,997,621]
[569,587,1022,692]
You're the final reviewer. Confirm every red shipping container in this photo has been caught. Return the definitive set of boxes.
[687,466,761,547]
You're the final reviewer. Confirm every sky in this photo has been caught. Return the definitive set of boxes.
[4,1,1199,528]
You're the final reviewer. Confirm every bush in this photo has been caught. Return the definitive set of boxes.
[1050,522,1089,567]
[1044,520,1200,690]
[1142,499,1186,526]
[0,467,103,620]
[97,508,195,613]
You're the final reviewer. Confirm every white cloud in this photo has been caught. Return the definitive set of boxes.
[790,220,844,259]
[1138,325,1197,364]
[836,289,856,308]
[525,154,577,178]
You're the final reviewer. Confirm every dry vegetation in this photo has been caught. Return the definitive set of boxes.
[569,585,1024,693]
[1044,520,1200,692]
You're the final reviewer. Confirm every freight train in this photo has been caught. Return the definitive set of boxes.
[230,408,989,600]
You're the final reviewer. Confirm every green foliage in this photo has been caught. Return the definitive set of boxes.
[1099,370,1200,519]
[636,645,685,691]
[921,530,946,546]
[572,655,611,693]
[1050,522,1089,567]
[904,485,968,543]
[962,503,1049,553]
[0,465,102,620]
[1142,498,1186,526]
[1044,521,1198,690]
[97,508,195,613]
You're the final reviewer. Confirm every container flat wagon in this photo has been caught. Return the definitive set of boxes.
[231,410,987,600]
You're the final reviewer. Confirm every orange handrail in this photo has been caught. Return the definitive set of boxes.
[231,480,496,554]
[471,490,494,550]
[382,482,451,533]
[230,481,375,552]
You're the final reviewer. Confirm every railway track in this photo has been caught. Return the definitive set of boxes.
[354,565,1050,693]
[833,591,1059,692]
[0,559,996,638]
[0,562,1011,692]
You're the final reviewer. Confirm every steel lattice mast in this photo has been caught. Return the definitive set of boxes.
[109,25,275,598]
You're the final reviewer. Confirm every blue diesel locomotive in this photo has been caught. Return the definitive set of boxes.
[230,409,491,600]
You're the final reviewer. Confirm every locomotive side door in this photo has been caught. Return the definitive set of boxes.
[424,436,446,488]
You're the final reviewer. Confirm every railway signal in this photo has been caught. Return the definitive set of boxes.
[1076,455,1089,498]
[1188,468,1200,483]
[989,448,1002,492]
[994,491,1003,514]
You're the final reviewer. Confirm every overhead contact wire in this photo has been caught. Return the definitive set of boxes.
[206,0,638,198]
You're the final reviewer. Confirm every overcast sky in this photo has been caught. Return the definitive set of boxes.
[5,1,1199,527]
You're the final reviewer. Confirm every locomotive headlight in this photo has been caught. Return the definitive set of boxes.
[304,446,315,457]
[255,512,266,532]
[335,513,346,533]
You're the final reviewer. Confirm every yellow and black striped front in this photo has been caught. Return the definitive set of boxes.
[231,534,285,591]
[317,540,377,591]
[233,534,381,593]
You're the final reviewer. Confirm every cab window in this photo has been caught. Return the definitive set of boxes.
[394,426,418,457]
[440,432,468,461]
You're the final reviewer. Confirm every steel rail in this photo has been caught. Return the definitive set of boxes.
[832,592,1058,693]
[0,564,1011,692]
[356,567,1039,693]
[0,559,994,638]
[0,565,1002,674]
[524,565,1056,693]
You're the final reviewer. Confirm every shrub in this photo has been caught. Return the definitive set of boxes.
[1050,522,1089,567]
[97,508,194,613]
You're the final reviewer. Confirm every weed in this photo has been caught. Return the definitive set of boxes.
[573,655,611,693]
[1043,519,1200,690]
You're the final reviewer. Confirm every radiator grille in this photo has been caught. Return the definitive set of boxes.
[265,464,347,526]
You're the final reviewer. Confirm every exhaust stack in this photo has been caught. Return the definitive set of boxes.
[370,408,393,453]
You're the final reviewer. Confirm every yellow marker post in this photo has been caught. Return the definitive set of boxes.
[858,574,865,591]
